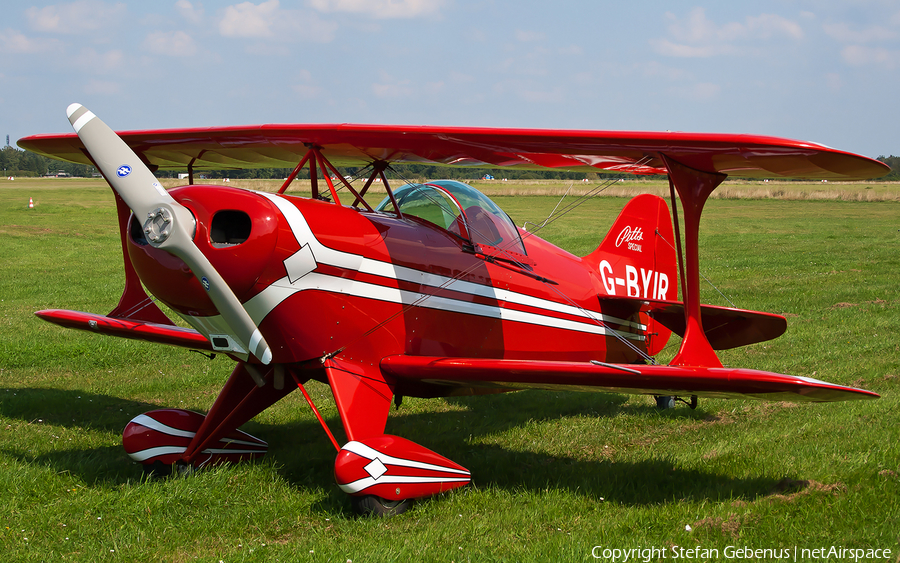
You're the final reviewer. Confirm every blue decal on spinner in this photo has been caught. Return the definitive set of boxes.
[116,165,132,178]
[201,277,210,291]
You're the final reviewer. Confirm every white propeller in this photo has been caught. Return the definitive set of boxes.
[67,103,272,365]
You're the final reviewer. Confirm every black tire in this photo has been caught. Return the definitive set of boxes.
[174,461,194,477]
[351,495,413,517]
[655,395,676,409]
[142,460,172,478]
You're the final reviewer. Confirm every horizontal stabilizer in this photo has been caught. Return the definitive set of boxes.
[602,299,789,350]
[35,309,211,350]
[381,355,878,403]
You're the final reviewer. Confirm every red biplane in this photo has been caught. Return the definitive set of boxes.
[19,104,886,515]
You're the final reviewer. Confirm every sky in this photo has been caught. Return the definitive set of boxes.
[1,0,899,160]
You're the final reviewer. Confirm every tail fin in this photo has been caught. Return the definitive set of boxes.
[584,194,677,356]
[584,194,678,302]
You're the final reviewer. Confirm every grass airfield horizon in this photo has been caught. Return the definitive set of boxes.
[7,174,900,200]
[0,177,898,561]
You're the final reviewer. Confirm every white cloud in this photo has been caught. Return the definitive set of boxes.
[738,13,803,40]
[654,7,803,58]
[823,22,896,44]
[820,16,900,70]
[292,70,321,99]
[176,0,205,25]
[74,47,125,73]
[652,38,726,58]
[372,76,415,99]
[220,0,280,38]
[143,31,197,57]
[25,1,126,34]
[665,7,718,44]
[291,83,321,99]
[841,45,900,69]
[308,0,443,19]
[0,29,63,54]
[219,0,337,42]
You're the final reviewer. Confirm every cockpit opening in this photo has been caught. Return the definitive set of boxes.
[376,180,527,256]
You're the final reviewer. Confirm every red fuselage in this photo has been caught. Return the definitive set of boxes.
[127,185,655,393]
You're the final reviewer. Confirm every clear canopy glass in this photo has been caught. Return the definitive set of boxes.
[376,180,526,255]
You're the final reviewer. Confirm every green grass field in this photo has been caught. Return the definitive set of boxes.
[1,178,898,562]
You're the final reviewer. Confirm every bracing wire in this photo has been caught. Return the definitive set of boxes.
[325,158,661,365]
[655,228,737,309]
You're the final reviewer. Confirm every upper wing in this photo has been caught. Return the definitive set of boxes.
[18,124,889,180]
[381,355,878,403]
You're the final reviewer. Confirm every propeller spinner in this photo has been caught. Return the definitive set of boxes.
[66,103,272,365]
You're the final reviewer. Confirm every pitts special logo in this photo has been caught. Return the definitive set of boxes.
[615,226,643,252]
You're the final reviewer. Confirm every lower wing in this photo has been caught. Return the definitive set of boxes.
[381,355,877,402]
[35,309,211,350]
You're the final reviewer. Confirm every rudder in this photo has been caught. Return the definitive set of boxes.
[584,194,678,302]
[584,194,678,356]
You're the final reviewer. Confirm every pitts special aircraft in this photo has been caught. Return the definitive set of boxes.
[19,104,886,515]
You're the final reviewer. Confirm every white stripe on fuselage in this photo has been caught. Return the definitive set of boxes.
[238,192,645,339]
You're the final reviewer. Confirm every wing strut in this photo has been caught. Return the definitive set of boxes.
[291,372,341,452]
[276,147,375,211]
[661,154,726,367]
[351,161,390,211]
[278,150,314,194]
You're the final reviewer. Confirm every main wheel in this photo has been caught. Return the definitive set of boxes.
[351,495,413,517]
[655,395,676,409]
[142,460,172,478]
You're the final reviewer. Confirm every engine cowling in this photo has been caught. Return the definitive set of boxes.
[126,186,281,316]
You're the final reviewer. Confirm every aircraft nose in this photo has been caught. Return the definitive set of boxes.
[126,186,281,317]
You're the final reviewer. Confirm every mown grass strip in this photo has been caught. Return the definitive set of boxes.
[0,180,897,562]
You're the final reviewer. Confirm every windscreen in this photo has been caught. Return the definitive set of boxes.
[376,180,526,255]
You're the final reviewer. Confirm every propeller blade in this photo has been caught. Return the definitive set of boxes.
[66,103,272,365]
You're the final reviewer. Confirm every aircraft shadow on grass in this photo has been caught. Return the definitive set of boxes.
[1,386,782,508]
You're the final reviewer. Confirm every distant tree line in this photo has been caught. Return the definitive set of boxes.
[3,143,899,181]
[876,155,900,180]
[1,145,96,177]
[158,163,615,182]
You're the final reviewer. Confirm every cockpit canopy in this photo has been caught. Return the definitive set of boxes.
[376,180,526,256]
